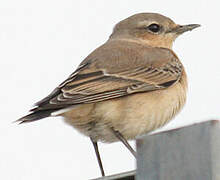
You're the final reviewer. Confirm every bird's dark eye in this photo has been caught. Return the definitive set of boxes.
[147,23,161,33]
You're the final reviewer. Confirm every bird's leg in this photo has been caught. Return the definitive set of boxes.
[110,128,137,158]
[90,138,105,177]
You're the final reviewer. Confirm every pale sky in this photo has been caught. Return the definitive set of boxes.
[1,0,219,179]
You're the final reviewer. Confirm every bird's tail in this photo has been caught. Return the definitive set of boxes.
[15,109,55,124]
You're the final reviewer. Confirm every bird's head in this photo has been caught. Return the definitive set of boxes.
[110,13,200,49]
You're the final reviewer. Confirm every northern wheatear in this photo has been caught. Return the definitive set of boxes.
[17,13,200,176]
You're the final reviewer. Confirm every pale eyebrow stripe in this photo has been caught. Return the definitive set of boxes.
[137,20,158,27]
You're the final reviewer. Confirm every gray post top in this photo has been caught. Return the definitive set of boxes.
[136,120,220,180]
[91,120,220,180]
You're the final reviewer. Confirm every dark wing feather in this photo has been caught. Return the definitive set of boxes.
[17,44,183,123]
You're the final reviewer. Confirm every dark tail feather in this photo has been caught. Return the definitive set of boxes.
[15,109,55,124]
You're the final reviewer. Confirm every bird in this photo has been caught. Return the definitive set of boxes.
[17,13,200,177]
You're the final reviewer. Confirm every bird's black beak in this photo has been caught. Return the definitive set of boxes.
[167,24,201,35]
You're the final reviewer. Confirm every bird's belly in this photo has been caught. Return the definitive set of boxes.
[62,82,186,143]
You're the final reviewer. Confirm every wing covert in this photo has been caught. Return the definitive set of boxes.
[34,43,183,111]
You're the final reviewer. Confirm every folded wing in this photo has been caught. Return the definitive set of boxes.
[17,44,183,123]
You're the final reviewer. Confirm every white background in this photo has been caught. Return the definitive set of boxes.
[0,0,219,179]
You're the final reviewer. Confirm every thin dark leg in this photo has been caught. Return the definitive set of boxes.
[110,128,137,158]
[90,138,105,177]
